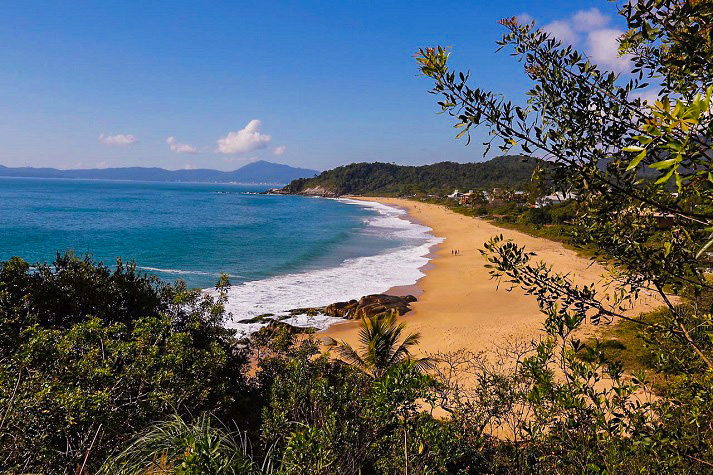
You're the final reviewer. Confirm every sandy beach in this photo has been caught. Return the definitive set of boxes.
[322,197,663,356]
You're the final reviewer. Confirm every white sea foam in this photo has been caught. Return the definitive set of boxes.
[218,199,443,338]
[140,266,243,279]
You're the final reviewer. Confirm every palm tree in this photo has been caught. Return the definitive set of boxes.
[324,311,432,379]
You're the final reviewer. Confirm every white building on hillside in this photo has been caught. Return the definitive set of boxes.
[536,192,576,208]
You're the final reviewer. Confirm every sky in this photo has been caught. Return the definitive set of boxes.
[0,1,637,171]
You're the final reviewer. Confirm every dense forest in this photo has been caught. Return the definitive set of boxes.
[281,155,539,196]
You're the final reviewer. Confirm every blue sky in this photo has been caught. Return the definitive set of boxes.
[0,1,632,171]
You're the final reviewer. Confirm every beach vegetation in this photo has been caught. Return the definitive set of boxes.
[0,254,250,473]
[99,414,263,474]
[325,311,433,379]
[418,0,713,470]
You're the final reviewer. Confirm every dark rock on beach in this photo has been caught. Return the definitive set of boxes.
[258,319,315,335]
[323,294,417,320]
[249,294,417,335]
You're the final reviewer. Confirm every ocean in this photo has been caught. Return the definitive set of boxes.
[0,177,441,336]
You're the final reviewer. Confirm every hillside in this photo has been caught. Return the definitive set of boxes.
[281,155,539,196]
[0,160,318,184]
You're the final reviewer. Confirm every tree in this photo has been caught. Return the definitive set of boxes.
[325,313,438,474]
[417,0,713,470]
[325,312,433,379]
[0,254,249,473]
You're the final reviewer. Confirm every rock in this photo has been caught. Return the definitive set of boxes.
[300,186,339,197]
[323,299,359,318]
[323,294,416,320]
[236,313,275,324]
[258,320,313,335]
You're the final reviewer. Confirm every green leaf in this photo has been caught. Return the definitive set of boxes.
[626,150,647,171]
[649,158,677,170]
[655,168,675,184]
[696,236,713,259]
[623,145,644,152]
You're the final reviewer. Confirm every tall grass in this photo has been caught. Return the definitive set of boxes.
[99,414,276,474]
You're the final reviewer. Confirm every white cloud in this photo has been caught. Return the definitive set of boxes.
[587,29,632,73]
[542,20,578,45]
[632,89,660,105]
[273,145,287,156]
[516,12,534,25]
[166,136,197,154]
[98,133,138,147]
[216,119,271,154]
[572,8,609,31]
[182,163,196,170]
[535,8,631,74]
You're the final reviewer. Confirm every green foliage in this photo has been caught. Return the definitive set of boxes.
[0,254,248,473]
[4,2,713,473]
[620,0,713,96]
[418,0,713,470]
[100,414,259,474]
[325,312,434,379]
[283,155,539,196]
[0,253,170,356]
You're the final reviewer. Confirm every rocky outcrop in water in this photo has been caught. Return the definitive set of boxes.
[323,294,417,320]
[237,294,418,338]
[265,186,339,197]
[263,183,341,197]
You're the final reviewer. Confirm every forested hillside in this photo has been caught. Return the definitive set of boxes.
[282,155,539,195]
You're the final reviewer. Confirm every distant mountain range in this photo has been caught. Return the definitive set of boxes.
[0,160,319,184]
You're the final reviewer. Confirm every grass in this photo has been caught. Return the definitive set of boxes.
[99,414,276,474]
[578,308,670,391]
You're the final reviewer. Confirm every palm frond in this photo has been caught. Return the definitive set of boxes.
[325,337,367,371]
[411,356,436,373]
[328,312,429,379]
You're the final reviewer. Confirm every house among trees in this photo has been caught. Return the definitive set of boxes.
[536,192,576,208]
[447,189,463,199]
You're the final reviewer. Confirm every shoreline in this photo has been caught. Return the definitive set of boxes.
[221,196,441,338]
[343,196,440,299]
[321,197,664,356]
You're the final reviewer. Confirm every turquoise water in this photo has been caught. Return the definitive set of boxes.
[0,177,400,288]
[0,177,442,333]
